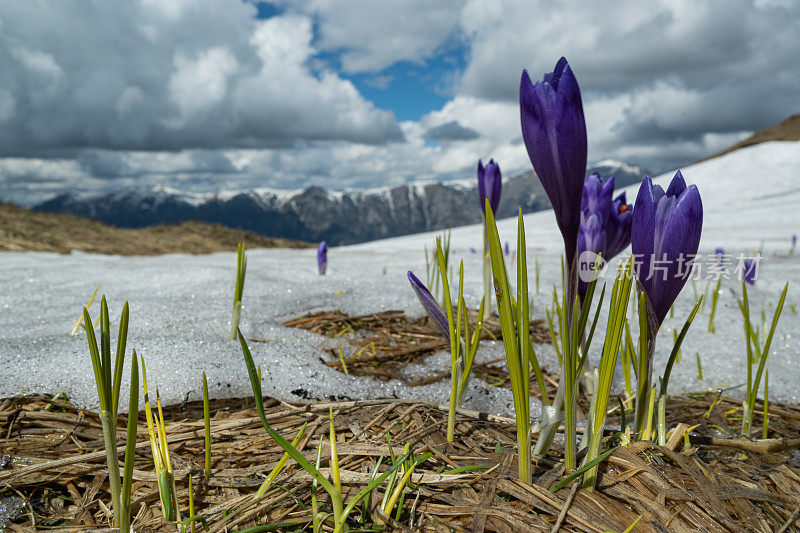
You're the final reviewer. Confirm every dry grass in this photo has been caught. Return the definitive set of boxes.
[285,310,550,390]
[0,202,311,255]
[2,392,800,532]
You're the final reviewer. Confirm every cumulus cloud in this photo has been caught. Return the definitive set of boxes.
[424,121,480,141]
[456,0,800,168]
[0,0,401,155]
[282,0,466,73]
[1,0,798,206]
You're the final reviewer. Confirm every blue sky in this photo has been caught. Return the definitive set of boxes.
[0,0,798,204]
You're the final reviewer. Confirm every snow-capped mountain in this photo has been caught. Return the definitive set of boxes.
[34,160,649,245]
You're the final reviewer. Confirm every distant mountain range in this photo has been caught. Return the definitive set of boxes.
[34,160,649,245]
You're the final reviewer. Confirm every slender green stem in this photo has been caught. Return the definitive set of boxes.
[229,243,247,340]
[632,292,655,436]
[99,410,122,526]
[119,353,139,533]
[482,221,492,322]
[762,370,769,440]
[202,372,211,479]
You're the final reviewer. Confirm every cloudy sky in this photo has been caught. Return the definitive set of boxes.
[0,0,798,205]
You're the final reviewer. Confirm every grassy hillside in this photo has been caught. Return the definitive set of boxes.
[703,114,800,161]
[0,202,311,254]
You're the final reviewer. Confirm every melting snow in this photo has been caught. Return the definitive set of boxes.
[1,141,799,417]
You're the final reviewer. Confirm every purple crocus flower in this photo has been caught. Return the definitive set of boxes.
[793,234,797,247]
[577,174,632,298]
[478,159,502,216]
[632,171,703,325]
[504,241,510,256]
[743,258,757,285]
[715,248,725,263]
[520,57,587,269]
[407,271,449,342]
[317,241,328,275]
[607,189,633,259]
[578,214,606,265]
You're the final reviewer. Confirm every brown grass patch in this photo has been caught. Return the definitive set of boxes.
[2,393,800,531]
[0,202,311,255]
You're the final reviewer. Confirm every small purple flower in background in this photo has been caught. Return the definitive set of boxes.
[477,159,502,216]
[577,174,632,298]
[407,271,450,342]
[470,247,477,254]
[578,214,605,263]
[715,248,725,263]
[743,258,758,285]
[317,241,328,275]
[792,234,797,255]
[504,241,510,256]
[632,171,703,325]
[520,57,587,269]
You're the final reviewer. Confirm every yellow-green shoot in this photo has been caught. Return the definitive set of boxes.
[202,371,211,479]
[656,295,703,445]
[141,358,180,522]
[485,205,562,479]
[739,280,788,436]
[532,257,603,468]
[582,259,633,490]
[71,282,101,335]
[254,422,307,499]
[707,277,722,333]
[237,330,417,533]
[484,206,531,481]
[229,243,247,340]
[424,229,451,303]
[763,369,770,440]
[433,236,485,442]
[83,298,137,532]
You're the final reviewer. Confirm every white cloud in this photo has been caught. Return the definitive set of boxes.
[456,0,800,147]
[283,0,466,73]
[0,1,401,155]
[1,0,798,205]
[168,47,239,124]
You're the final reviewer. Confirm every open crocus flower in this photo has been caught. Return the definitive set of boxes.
[632,171,703,325]
[317,241,328,275]
[478,159,502,216]
[407,271,449,342]
[520,57,587,268]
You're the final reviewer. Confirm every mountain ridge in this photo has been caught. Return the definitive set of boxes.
[34,160,649,245]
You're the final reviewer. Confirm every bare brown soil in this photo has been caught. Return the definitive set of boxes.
[0,202,312,255]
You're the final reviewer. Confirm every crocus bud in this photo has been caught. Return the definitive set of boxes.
[407,271,449,342]
[478,159,502,216]
[743,258,757,285]
[317,241,328,275]
[520,57,587,268]
[632,171,703,325]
